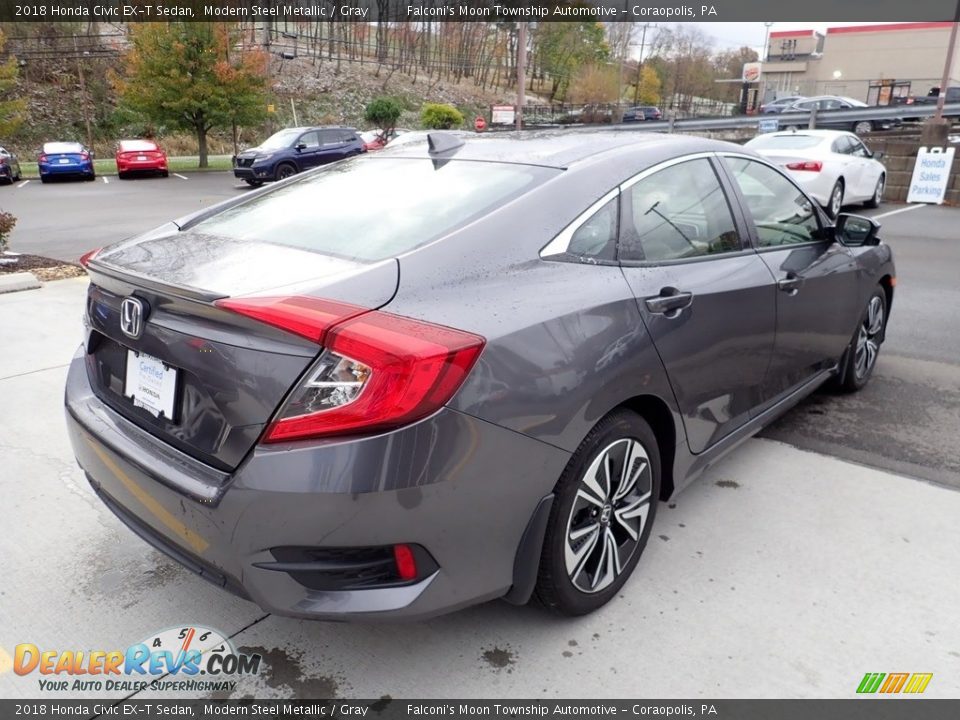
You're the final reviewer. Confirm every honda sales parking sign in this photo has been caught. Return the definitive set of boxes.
[907,146,955,204]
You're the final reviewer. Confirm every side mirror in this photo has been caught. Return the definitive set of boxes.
[834,213,881,246]
[295,143,306,151]
[872,150,885,160]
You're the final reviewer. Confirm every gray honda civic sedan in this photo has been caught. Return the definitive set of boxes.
[65,131,894,620]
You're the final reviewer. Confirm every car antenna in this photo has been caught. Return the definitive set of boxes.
[427,133,465,155]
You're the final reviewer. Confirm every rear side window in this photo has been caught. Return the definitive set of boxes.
[566,196,618,261]
[620,158,742,262]
[192,158,558,262]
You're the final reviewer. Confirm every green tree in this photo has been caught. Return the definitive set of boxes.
[535,22,610,101]
[0,29,26,137]
[114,23,268,167]
[421,103,464,129]
[364,97,403,139]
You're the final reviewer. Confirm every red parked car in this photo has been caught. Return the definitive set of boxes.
[115,139,168,179]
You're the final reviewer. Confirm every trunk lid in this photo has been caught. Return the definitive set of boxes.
[84,229,398,471]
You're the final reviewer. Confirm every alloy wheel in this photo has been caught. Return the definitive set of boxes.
[854,296,884,379]
[873,176,884,204]
[564,438,652,594]
[276,165,296,180]
[831,184,844,217]
[854,121,872,135]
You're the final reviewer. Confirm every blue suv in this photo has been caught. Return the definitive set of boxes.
[233,126,365,186]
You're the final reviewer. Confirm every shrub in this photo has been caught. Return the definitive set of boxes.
[364,97,403,134]
[420,103,464,130]
[0,210,16,254]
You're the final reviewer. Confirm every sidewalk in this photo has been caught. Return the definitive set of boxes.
[1,278,958,699]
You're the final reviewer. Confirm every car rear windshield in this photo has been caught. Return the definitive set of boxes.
[44,142,83,154]
[193,157,559,261]
[120,140,158,151]
[748,135,824,150]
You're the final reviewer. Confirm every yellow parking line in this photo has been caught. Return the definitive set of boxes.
[0,645,13,675]
[84,437,209,554]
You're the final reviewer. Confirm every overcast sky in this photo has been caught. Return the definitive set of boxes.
[668,22,906,54]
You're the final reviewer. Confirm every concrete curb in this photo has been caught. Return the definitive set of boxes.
[0,271,41,294]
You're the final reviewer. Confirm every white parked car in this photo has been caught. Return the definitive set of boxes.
[744,129,886,218]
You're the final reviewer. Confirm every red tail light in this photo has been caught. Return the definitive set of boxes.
[79,247,102,268]
[80,152,90,160]
[785,161,823,172]
[39,154,48,163]
[215,295,485,441]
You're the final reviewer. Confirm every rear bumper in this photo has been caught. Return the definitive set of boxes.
[65,348,569,620]
[40,163,93,176]
[117,159,167,173]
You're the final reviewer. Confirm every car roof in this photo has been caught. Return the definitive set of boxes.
[762,129,852,138]
[376,130,736,169]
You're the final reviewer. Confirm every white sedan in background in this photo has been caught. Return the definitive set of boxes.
[744,129,887,218]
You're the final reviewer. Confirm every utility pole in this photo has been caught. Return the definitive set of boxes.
[922,13,958,147]
[516,22,527,131]
[934,20,958,122]
[73,36,93,152]
[633,23,655,105]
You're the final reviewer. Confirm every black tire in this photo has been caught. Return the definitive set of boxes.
[274,163,297,181]
[85,173,96,182]
[245,178,263,187]
[835,286,887,393]
[118,171,128,180]
[864,174,884,209]
[40,176,49,184]
[160,170,169,178]
[825,179,844,219]
[535,409,661,616]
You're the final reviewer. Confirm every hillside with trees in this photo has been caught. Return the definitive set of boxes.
[0,19,757,160]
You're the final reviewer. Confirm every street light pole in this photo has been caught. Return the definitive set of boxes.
[762,22,774,62]
[516,22,527,131]
[633,22,655,105]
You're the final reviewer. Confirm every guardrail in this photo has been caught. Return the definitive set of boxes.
[518,103,960,134]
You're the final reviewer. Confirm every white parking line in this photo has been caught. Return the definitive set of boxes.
[102,176,109,184]
[874,204,927,219]
[17,180,29,188]
[173,173,189,180]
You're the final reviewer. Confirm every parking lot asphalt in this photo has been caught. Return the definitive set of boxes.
[2,280,959,700]
[1,172,244,263]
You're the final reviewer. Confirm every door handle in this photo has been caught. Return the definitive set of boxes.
[645,288,694,316]
[777,273,804,294]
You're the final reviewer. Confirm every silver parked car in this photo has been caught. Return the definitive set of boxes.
[66,131,895,620]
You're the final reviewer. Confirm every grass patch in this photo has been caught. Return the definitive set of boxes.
[18,155,233,179]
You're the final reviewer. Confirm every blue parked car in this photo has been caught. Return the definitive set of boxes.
[232,126,365,187]
[39,141,96,183]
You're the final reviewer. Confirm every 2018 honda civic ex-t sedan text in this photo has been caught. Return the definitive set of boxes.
[65,131,895,620]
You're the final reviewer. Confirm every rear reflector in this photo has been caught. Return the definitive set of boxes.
[393,544,418,581]
[785,161,823,172]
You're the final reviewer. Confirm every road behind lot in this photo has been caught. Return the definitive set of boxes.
[4,174,960,490]
[1,279,959,700]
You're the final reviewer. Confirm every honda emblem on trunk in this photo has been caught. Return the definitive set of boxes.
[120,297,147,339]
